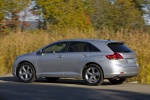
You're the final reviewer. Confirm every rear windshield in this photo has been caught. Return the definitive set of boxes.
[107,43,132,53]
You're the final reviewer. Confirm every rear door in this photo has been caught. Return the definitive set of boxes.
[62,41,89,77]
[107,42,137,66]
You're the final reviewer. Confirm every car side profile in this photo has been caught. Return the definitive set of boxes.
[12,39,139,85]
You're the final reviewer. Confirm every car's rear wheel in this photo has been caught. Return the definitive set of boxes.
[108,78,126,84]
[45,77,59,82]
[83,64,104,86]
[17,62,36,83]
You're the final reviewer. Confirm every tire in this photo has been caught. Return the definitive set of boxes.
[45,77,59,82]
[83,64,104,86]
[17,62,36,83]
[108,78,126,84]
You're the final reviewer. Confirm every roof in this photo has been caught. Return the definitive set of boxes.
[57,38,117,43]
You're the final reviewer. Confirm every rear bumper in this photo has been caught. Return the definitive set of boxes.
[104,65,139,79]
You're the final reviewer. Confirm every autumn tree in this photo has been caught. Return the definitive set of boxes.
[36,0,92,30]
[89,0,144,30]
[0,0,5,23]
[136,0,150,24]
[5,0,30,28]
[89,0,114,29]
[113,0,144,29]
[0,0,30,32]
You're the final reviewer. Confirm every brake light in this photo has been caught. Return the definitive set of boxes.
[106,52,123,60]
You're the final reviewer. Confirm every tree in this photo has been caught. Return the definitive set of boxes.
[0,0,30,32]
[112,0,144,29]
[36,0,92,30]
[0,0,5,23]
[4,0,30,29]
[89,0,114,29]
[134,0,150,25]
[0,0,5,33]
[89,0,144,30]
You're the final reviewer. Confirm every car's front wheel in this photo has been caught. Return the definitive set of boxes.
[17,62,36,83]
[83,64,104,86]
[108,78,126,84]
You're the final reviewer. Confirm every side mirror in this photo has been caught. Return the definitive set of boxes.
[37,49,44,55]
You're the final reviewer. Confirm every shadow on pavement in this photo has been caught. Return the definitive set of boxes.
[0,77,150,100]
[0,76,112,85]
[0,76,19,82]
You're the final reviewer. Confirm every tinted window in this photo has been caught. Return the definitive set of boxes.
[108,43,132,53]
[68,42,88,52]
[43,42,68,53]
[88,43,100,52]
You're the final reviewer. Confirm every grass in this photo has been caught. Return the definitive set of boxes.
[0,28,150,84]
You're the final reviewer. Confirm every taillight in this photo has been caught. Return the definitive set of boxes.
[106,52,123,60]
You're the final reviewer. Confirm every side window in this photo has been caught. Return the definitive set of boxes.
[68,42,88,52]
[88,43,100,52]
[43,42,68,53]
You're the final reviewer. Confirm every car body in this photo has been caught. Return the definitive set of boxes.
[12,39,139,85]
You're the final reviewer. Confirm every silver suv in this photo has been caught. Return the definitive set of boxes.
[12,39,139,85]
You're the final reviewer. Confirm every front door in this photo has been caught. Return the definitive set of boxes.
[37,42,68,77]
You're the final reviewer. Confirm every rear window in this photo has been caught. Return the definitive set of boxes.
[107,43,132,53]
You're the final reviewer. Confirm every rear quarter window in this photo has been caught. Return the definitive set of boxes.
[88,43,100,52]
[107,43,132,53]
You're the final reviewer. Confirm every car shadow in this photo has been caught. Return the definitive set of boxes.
[0,77,150,100]
[0,76,112,85]
[0,76,20,82]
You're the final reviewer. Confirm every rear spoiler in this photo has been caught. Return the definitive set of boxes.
[107,42,124,45]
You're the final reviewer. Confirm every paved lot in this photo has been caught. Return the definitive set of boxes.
[0,75,150,100]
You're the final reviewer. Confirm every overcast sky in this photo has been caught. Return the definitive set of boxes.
[142,4,150,25]
[19,0,40,22]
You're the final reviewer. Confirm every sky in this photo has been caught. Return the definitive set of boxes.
[142,4,150,25]
[19,0,40,22]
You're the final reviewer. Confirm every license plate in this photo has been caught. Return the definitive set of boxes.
[128,59,135,64]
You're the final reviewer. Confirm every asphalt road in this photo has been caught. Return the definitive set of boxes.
[0,75,150,100]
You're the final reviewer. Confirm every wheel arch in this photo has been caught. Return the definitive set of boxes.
[82,62,104,79]
[16,61,36,77]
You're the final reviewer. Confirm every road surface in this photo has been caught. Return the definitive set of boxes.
[0,75,150,100]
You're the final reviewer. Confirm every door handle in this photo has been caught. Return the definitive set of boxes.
[57,55,63,58]
[82,54,88,57]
